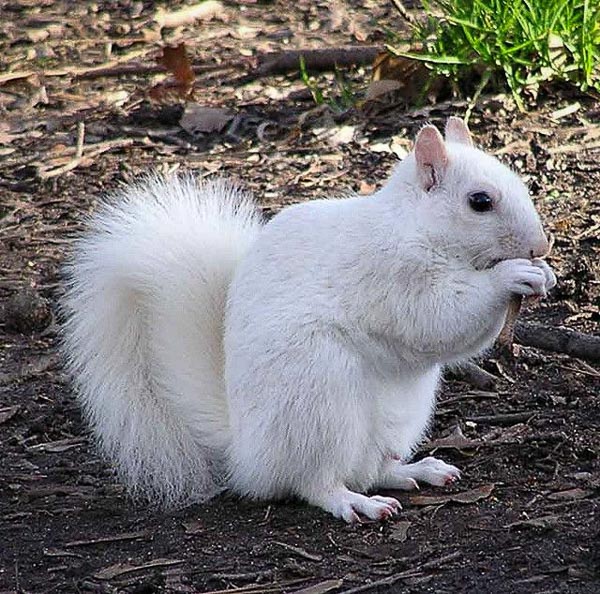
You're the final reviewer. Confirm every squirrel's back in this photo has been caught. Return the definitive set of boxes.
[61,174,262,507]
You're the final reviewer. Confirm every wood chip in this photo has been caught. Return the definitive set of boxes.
[547,488,592,501]
[550,102,581,120]
[155,1,225,28]
[0,405,20,424]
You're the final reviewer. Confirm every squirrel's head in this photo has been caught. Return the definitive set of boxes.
[397,117,549,269]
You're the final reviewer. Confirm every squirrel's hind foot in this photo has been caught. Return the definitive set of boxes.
[308,487,401,523]
[380,456,461,489]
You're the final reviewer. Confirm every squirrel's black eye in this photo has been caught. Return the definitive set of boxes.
[469,191,494,212]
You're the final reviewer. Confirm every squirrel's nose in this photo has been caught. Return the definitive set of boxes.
[530,234,550,259]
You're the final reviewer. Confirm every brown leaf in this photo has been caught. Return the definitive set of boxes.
[159,43,195,91]
[150,43,196,102]
[424,425,480,451]
[410,484,495,507]
[364,52,445,107]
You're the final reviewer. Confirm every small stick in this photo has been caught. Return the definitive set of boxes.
[255,46,382,77]
[466,411,538,426]
[273,541,322,562]
[339,552,461,594]
[514,322,600,362]
[37,138,136,179]
[73,62,230,81]
[389,0,416,24]
[447,361,497,391]
[75,122,85,159]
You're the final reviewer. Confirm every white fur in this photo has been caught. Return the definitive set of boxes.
[61,122,555,520]
[61,175,262,507]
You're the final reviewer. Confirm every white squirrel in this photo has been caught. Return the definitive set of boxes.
[61,117,556,522]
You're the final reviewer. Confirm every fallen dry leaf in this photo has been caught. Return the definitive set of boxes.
[410,484,495,507]
[389,520,412,542]
[424,425,480,451]
[182,519,203,534]
[505,515,561,529]
[364,52,445,108]
[149,44,198,103]
[159,43,194,91]
[180,104,234,136]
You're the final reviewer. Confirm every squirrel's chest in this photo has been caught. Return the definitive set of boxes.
[369,366,440,456]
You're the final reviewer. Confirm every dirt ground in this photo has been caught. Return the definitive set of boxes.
[1,1,599,593]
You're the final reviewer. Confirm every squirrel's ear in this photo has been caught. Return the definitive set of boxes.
[414,125,448,191]
[445,116,473,146]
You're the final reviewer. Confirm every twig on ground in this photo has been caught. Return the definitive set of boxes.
[515,321,600,362]
[447,362,498,390]
[273,541,322,562]
[37,138,137,179]
[72,62,231,81]
[466,411,538,426]
[338,551,462,594]
[2,46,379,89]
[230,46,382,85]
[389,0,416,24]
[188,578,308,594]
[0,48,150,85]
[65,530,150,548]
[75,122,85,159]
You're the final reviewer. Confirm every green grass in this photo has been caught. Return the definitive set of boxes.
[389,0,600,109]
[299,56,356,112]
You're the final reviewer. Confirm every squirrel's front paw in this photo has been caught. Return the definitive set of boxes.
[493,258,550,297]
[531,258,557,292]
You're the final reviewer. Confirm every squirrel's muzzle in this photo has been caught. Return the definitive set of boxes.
[530,232,550,259]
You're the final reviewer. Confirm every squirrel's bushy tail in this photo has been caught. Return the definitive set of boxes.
[61,174,262,507]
